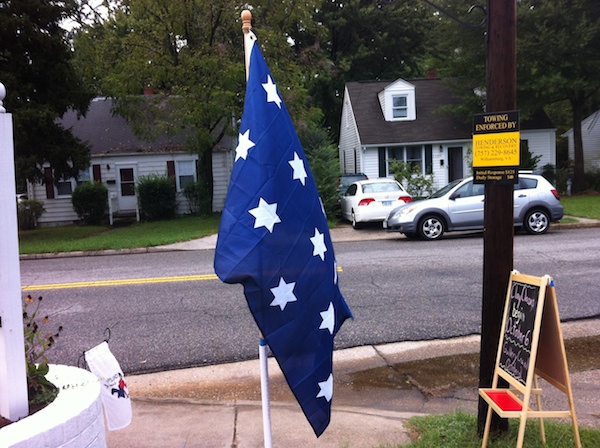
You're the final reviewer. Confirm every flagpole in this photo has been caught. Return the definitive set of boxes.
[242,10,273,448]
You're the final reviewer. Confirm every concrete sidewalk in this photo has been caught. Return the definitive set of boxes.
[106,319,600,447]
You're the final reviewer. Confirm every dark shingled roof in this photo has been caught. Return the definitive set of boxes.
[60,97,186,156]
[346,78,554,146]
[347,78,471,146]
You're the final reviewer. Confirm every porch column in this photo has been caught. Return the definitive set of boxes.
[0,82,29,421]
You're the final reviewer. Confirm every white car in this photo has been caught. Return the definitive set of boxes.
[340,179,412,229]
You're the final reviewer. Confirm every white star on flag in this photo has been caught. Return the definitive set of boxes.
[289,151,308,186]
[262,75,282,108]
[316,373,333,402]
[249,198,281,232]
[310,227,327,261]
[270,277,297,311]
[319,302,335,334]
[235,129,255,161]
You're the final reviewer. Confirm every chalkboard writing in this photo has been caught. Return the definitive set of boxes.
[499,281,540,385]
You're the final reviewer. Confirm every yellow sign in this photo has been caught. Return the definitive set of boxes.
[473,131,520,167]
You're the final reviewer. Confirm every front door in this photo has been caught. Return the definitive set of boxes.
[117,165,137,211]
[448,146,464,181]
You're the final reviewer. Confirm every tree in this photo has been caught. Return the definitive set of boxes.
[310,0,431,137]
[0,0,94,189]
[518,0,600,193]
[72,1,326,210]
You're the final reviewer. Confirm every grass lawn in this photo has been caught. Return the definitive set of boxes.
[18,214,221,254]
[398,412,599,447]
[560,194,600,219]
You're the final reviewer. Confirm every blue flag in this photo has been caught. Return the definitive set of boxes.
[214,36,352,437]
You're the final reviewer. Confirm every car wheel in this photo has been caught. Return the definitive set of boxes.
[524,209,549,235]
[351,211,362,229]
[418,215,444,240]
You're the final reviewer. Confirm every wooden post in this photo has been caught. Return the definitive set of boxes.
[478,0,517,435]
[0,82,29,421]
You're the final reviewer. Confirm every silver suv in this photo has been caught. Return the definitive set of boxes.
[383,173,564,240]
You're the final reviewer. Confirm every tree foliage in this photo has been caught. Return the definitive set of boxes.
[518,0,600,193]
[298,125,340,218]
[309,0,431,135]
[0,0,94,187]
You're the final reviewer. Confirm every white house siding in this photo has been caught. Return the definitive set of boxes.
[565,111,600,170]
[33,194,79,226]
[212,149,234,212]
[521,129,557,169]
[338,90,363,174]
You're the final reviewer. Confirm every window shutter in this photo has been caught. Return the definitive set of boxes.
[44,167,55,199]
[167,160,176,188]
[93,164,102,182]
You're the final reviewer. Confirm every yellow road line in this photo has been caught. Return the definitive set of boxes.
[21,274,219,291]
[22,266,344,291]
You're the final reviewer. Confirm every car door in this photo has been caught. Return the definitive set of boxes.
[513,177,535,222]
[446,180,485,228]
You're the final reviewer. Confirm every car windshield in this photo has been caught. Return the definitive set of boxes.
[340,175,367,188]
[362,182,400,193]
[428,178,463,199]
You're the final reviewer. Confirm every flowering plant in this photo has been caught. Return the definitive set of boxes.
[23,295,63,406]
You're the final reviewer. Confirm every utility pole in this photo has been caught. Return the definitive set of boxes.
[477,0,517,435]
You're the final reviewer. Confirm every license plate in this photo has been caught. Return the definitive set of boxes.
[382,201,392,206]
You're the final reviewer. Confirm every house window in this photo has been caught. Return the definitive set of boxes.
[177,160,196,191]
[53,169,92,198]
[392,95,408,118]
[386,145,433,176]
[56,179,74,196]
[406,145,423,171]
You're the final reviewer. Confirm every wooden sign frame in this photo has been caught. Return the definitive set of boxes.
[479,271,581,448]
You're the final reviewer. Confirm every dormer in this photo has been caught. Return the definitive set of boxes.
[378,79,416,122]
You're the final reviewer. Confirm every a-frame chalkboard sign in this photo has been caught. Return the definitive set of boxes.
[479,271,581,448]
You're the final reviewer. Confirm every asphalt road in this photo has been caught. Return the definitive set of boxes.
[19,227,600,375]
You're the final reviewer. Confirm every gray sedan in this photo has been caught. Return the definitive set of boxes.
[383,173,564,240]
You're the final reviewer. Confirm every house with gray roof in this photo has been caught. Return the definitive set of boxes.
[27,97,235,226]
[338,77,557,191]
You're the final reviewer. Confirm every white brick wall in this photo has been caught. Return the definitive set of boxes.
[0,365,106,448]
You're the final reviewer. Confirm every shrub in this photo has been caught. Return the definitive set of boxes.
[298,126,340,218]
[183,180,211,215]
[17,200,45,230]
[390,161,435,199]
[72,181,108,225]
[585,168,600,192]
[137,174,177,221]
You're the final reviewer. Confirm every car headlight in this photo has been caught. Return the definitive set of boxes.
[389,206,415,220]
